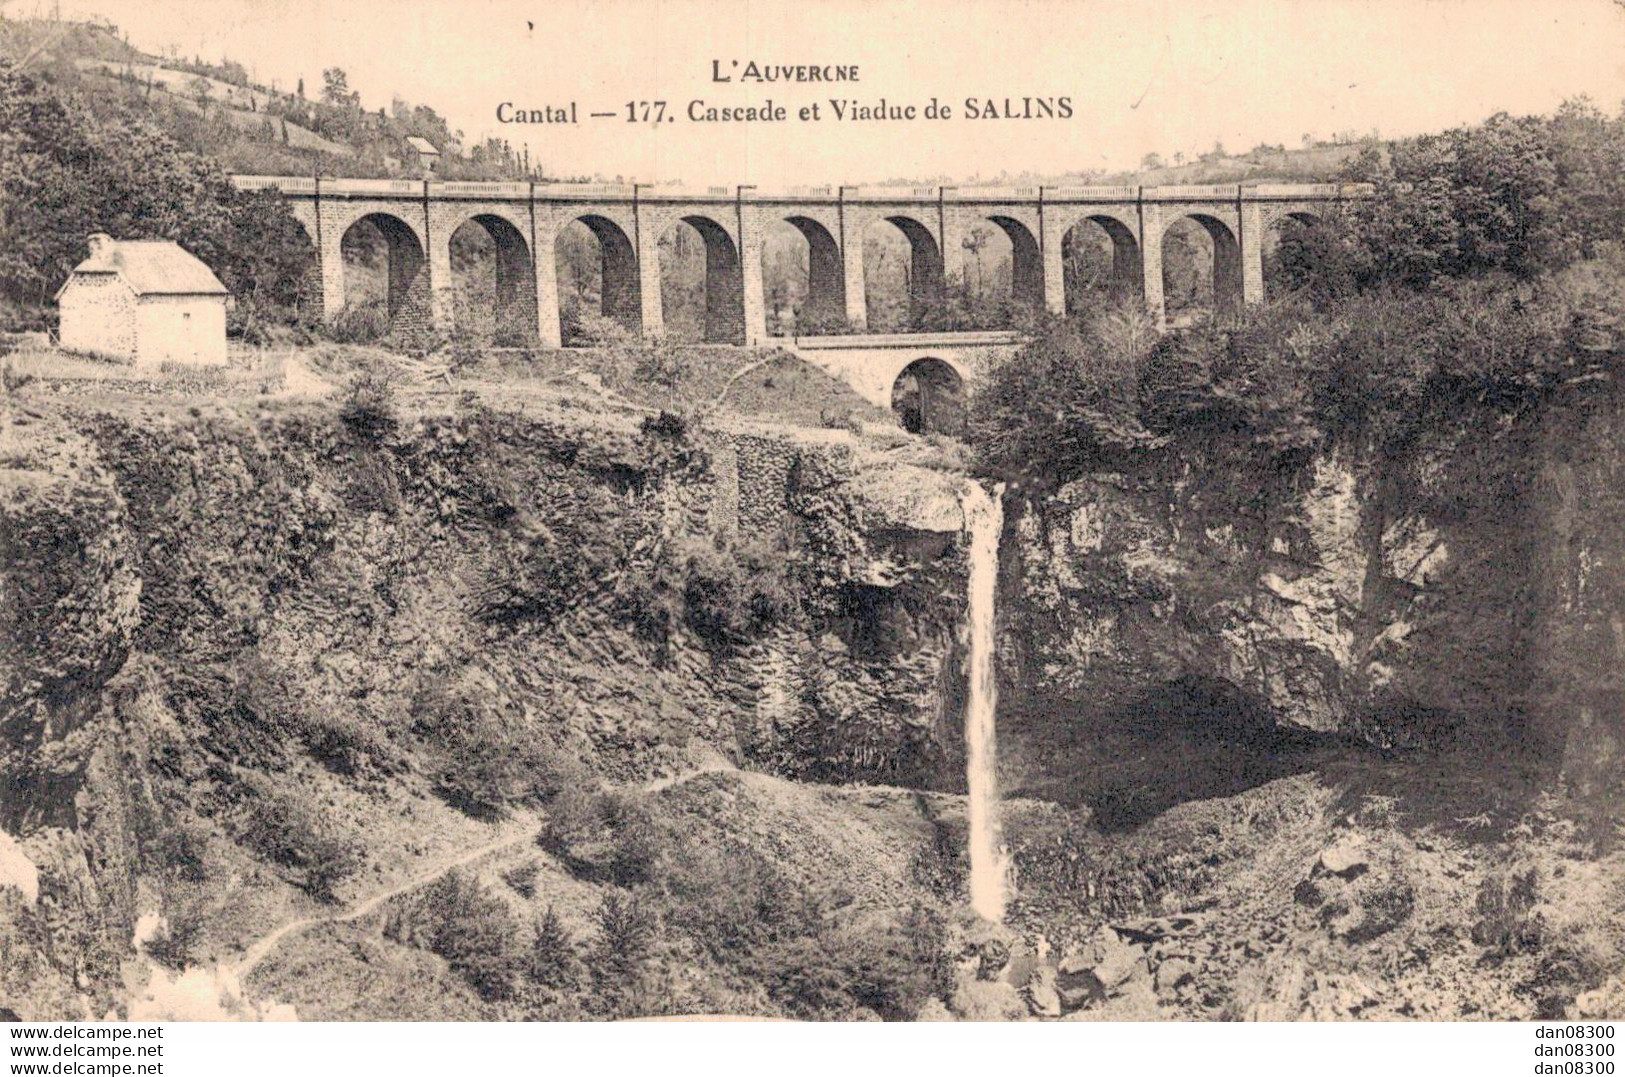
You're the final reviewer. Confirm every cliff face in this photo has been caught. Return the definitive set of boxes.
[0,394,977,1014]
[1004,387,1622,795]
[1,399,982,793]
[1527,399,1625,801]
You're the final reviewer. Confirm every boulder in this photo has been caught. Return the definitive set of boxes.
[1054,926,1149,1007]
[1090,929,1147,990]
[950,979,1028,1022]
[1025,967,1062,1018]
[1316,836,1370,879]
[1055,975,1104,1012]
[1061,976,1163,1021]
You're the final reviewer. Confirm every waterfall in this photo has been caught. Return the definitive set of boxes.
[961,480,1007,922]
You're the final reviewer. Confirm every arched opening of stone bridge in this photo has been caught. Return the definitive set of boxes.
[891,356,966,437]
[448,215,536,346]
[863,216,944,333]
[261,219,321,328]
[957,216,1042,327]
[1261,211,1328,302]
[555,215,641,345]
[1161,213,1241,326]
[338,212,429,342]
[760,216,846,337]
[1062,215,1143,318]
[658,215,745,345]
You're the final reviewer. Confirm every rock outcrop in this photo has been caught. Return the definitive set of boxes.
[1003,391,1625,773]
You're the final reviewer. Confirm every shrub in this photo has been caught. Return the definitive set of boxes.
[593,890,659,981]
[493,323,534,349]
[236,785,363,902]
[412,679,582,818]
[602,793,663,888]
[300,708,393,777]
[144,890,207,971]
[337,368,399,440]
[537,788,661,887]
[1471,867,1544,957]
[502,861,540,898]
[639,409,688,440]
[529,906,581,989]
[2,359,36,394]
[653,834,822,957]
[403,869,524,1001]
[328,300,390,344]
[539,784,613,852]
[1345,877,1417,943]
[676,534,798,649]
[561,307,635,347]
[130,795,211,884]
[1529,924,1612,1019]
[633,348,683,391]
[740,904,952,1020]
[969,310,1155,481]
[235,651,391,776]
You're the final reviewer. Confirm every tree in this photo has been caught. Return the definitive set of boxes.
[0,60,313,330]
[296,76,304,99]
[961,225,992,292]
[1272,103,1607,298]
[1140,152,1164,170]
[321,67,351,107]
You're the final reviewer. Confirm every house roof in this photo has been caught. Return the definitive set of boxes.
[405,136,440,155]
[58,239,229,299]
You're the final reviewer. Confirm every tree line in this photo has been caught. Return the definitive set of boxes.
[0,60,313,334]
[971,99,1625,483]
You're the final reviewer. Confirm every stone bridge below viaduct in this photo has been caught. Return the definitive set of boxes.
[233,175,1369,350]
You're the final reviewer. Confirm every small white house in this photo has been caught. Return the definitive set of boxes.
[405,135,441,175]
[55,234,230,367]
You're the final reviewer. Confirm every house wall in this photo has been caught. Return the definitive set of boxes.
[58,276,137,361]
[133,295,228,367]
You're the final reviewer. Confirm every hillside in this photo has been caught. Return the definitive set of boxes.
[0,16,536,181]
[877,141,1372,191]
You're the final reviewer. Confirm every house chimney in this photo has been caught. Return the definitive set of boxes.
[87,233,113,259]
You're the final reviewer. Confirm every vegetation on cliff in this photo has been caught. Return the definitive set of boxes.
[973,102,1625,486]
[0,60,313,333]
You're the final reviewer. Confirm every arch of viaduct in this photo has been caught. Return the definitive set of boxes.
[790,332,1018,411]
[233,175,1371,348]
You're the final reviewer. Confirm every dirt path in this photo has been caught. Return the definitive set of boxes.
[230,821,535,981]
[229,760,740,982]
[642,762,735,794]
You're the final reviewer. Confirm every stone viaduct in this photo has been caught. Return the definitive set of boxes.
[232,175,1369,353]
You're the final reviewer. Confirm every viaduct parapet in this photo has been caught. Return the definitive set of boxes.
[231,175,1371,347]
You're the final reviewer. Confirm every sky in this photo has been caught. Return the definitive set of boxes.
[29,0,1625,187]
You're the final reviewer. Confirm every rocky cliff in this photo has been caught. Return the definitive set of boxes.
[0,388,978,1014]
[1004,383,1623,798]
